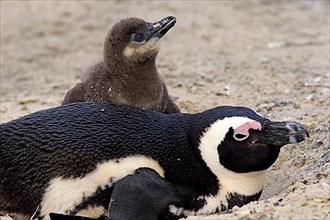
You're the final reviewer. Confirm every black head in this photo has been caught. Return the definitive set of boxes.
[194,106,309,175]
[104,16,176,66]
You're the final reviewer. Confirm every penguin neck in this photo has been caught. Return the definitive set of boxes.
[106,56,159,81]
[161,114,221,196]
[189,170,265,215]
[219,171,265,210]
[175,155,266,215]
[124,58,158,81]
[216,167,266,197]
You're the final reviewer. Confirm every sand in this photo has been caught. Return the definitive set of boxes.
[1,1,329,219]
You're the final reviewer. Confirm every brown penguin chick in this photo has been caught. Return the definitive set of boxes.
[62,16,180,114]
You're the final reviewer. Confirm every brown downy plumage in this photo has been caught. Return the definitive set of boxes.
[62,16,180,114]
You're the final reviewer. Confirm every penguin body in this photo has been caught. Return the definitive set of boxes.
[62,16,180,114]
[0,103,308,219]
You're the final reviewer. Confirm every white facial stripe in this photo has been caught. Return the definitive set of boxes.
[199,117,256,177]
[124,39,160,58]
[40,155,164,220]
[198,116,266,202]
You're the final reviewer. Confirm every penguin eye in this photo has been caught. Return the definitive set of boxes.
[132,33,146,43]
[233,133,249,141]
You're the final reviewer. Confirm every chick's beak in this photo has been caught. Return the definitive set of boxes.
[257,121,309,146]
[147,16,176,40]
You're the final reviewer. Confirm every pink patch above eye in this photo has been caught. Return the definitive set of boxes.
[234,121,262,136]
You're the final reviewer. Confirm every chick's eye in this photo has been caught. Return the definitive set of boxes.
[133,33,145,42]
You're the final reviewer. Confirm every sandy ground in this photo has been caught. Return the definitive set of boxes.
[1,1,329,219]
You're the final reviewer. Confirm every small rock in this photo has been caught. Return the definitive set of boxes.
[215,85,230,96]
[321,182,330,190]
[21,106,28,111]
[305,94,314,101]
[274,98,294,107]
[260,56,271,63]
[19,98,38,105]
[267,41,287,49]
[258,214,269,220]
[232,205,240,211]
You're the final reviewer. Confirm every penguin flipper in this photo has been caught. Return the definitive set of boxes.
[62,82,87,105]
[161,85,180,114]
[49,213,107,220]
[163,98,181,114]
[109,168,184,220]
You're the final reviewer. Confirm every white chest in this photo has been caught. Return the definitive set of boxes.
[39,155,164,220]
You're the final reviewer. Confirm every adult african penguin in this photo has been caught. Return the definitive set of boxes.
[0,102,309,219]
[62,16,180,114]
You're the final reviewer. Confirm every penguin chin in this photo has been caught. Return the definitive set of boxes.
[124,39,160,61]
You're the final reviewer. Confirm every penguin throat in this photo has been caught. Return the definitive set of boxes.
[120,63,158,81]
[107,56,158,81]
[174,175,264,217]
[216,167,266,196]
[202,171,264,211]
[123,40,160,59]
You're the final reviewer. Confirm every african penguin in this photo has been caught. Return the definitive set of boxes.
[0,102,309,219]
[62,16,180,114]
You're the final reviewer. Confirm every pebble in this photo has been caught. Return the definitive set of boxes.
[18,98,38,105]
[304,94,314,101]
[260,56,271,63]
[267,41,287,49]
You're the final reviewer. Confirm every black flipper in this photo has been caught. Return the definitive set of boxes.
[49,213,107,220]
[109,168,184,220]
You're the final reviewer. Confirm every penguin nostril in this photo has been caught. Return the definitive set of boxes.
[233,133,249,141]
[159,29,165,35]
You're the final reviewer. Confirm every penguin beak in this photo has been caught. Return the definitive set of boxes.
[147,16,176,40]
[253,121,309,147]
